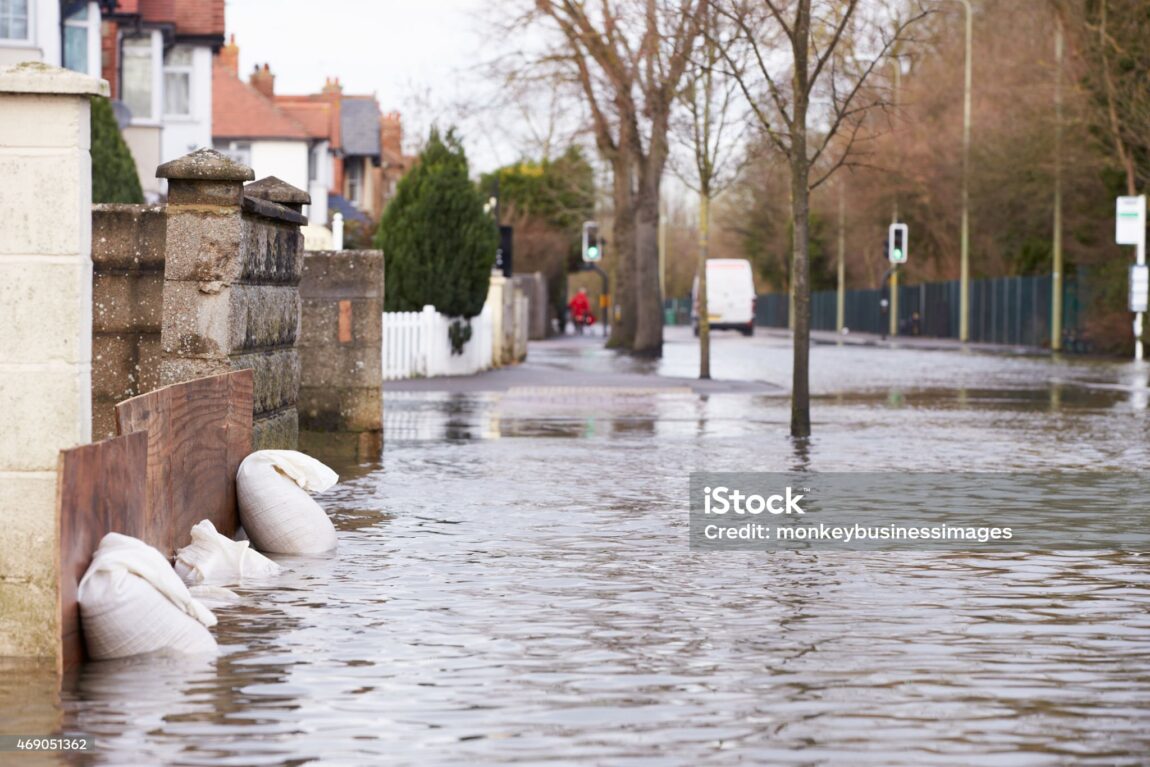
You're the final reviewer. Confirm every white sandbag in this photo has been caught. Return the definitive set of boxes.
[237,450,339,555]
[174,520,282,586]
[188,585,242,609]
[78,533,218,660]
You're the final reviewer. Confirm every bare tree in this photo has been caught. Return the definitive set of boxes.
[1077,0,1150,195]
[529,0,706,355]
[716,0,926,436]
[674,5,748,378]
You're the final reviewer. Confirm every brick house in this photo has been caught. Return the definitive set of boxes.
[277,76,414,224]
[100,0,226,200]
[211,38,315,214]
[0,1,111,76]
[212,37,413,228]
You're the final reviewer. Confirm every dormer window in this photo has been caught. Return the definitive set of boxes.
[122,33,161,123]
[164,46,194,117]
[0,0,29,42]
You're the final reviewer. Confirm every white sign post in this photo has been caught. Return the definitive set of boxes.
[1130,265,1149,313]
[1116,195,1147,361]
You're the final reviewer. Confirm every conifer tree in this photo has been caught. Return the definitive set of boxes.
[377,128,498,323]
[90,96,143,204]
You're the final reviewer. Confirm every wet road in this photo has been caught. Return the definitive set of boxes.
[4,327,1150,766]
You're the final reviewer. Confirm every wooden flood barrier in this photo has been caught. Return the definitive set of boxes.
[57,369,254,671]
[57,432,148,673]
[115,369,254,556]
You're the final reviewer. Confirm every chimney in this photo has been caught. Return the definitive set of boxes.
[321,76,343,96]
[218,34,239,77]
[381,111,403,158]
[250,63,275,98]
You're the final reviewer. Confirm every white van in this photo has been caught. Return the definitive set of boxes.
[692,259,756,336]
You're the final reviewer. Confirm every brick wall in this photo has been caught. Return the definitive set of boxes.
[91,150,308,450]
[91,205,165,438]
[298,250,384,462]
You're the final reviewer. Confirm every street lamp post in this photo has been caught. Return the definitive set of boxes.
[958,0,973,343]
[1051,11,1065,352]
[837,182,846,333]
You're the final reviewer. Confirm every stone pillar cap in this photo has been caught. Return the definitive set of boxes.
[157,147,255,181]
[245,176,311,205]
[0,61,108,96]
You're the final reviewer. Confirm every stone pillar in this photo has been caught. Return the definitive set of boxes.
[299,250,384,463]
[0,63,107,658]
[156,153,307,450]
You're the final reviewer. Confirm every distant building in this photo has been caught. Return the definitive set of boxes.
[212,37,414,227]
[277,76,414,224]
[212,42,311,196]
[93,1,226,200]
[1,1,109,76]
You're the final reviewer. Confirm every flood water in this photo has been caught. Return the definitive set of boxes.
[4,328,1150,766]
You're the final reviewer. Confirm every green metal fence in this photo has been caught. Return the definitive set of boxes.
[753,274,1088,351]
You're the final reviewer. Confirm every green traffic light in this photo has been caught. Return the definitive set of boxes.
[587,246,599,259]
[893,249,903,259]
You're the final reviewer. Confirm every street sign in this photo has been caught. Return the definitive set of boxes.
[888,223,908,264]
[1131,264,1149,313]
[1116,195,1146,248]
[582,221,601,262]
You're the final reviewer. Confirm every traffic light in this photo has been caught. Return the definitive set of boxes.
[496,225,513,277]
[582,221,601,262]
[888,223,908,264]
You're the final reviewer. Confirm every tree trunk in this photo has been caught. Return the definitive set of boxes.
[632,146,667,356]
[633,189,664,356]
[698,191,711,379]
[790,0,812,438]
[607,154,637,349]
[790,152,811,437]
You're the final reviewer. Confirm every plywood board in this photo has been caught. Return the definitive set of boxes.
[114,369,254,557]
[57,431,149,672]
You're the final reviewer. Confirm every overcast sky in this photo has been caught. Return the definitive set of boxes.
[224,0,522,173]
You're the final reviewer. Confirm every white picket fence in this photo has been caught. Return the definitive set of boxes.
[383,305,494,380]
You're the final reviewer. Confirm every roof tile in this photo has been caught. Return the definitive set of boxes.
[212,59,309,140]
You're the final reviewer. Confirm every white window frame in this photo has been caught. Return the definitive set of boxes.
[121,29,163,126]
[62,2,100,75]
[214,140,252,168]
[162,44,194,120]
[0,0,32,46]
[347,160,363,205]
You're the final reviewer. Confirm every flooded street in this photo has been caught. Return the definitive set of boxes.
[6,328,1150,765]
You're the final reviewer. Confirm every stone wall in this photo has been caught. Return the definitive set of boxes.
[91,205,165,438]
[513,272,549,340]
[156,153,306,450]
[0,63,106,658]
[486,275,528,367]
[299,250,384,462]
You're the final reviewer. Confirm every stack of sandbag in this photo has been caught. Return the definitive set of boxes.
[174,520,282,586]
[236,450,339,555]
[78,533,218,660]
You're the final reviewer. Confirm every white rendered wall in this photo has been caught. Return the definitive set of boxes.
[0,62,106,657]
[160,45,212,163]
[251,140,309,194]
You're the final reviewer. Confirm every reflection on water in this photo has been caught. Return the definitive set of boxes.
[9,338,1150,766]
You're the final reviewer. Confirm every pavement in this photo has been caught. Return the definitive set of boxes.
[386,323,1067,397]
[386,332,782,395]
[786,327,1051,356]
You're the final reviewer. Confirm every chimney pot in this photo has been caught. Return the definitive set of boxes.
[250,63,276,98]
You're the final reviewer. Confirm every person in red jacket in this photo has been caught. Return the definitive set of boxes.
[568,288,592,334]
